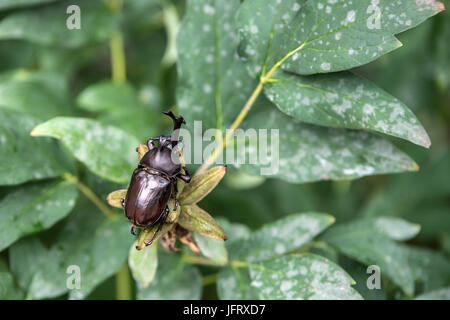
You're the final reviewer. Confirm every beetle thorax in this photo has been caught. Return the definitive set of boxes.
[139,147,181,177]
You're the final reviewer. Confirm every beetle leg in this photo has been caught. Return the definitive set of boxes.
[146,137,160,150]
[145,206,170,246]
[178,169,191,183]
[130,225,137,236]
[173,180,178,211]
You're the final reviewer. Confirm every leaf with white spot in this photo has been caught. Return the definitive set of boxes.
[236,0,437,147]
[237,0,444,76]
[0,260,23,300]
[235,109,419,184]
[0,179,78,251]
[177,0,258,131]
[249,254,362,300]
[137,251,202,300]
[31,117,140,184]
[229,212,335,262]
[217,265,257,300]
[0,108,75,185]
[372,216,421,241]
[321,219,450,296]
[416,287,450,300]
[77,81,139,112]
[0,0,58,10]
[265,71,431,147]
[128,240,158,288]
[215,217,251,243]
[193,233,228,265]
[0,71,71,120]
[21,205,133,299]
[0,0,119,48]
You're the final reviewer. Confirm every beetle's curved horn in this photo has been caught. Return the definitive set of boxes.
[163,111,186,131]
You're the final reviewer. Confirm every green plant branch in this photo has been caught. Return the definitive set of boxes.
[110,31,126,84]
[116,264,133,300]
[108,0,126,84]
[202,273,218,286]
[182,255,227,267]
[63,173,115,219]
[106,0,132,300]
[197,43,306,174]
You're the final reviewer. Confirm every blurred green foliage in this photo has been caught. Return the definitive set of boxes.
[0,0,449,300]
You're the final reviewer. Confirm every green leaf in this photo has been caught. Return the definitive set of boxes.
[0,108,74,185]
[176,0,421,183]
[137,251,202,300]
[372,216,421,241]
[0,0,59,10]
[66,216,132,300]
[128,241,158,288]
[179,166,227,206]
[97,107,160,143]
[192,233,228,265]
[31,117,140,184]
[321,219,450,296]
[178,205,226,241]
[229,212,335,262]
[0,70,70,120]
[0,267,23,300]
[19,205,132,299]
[217,265,257,300]
[106,189,127,209]
[9,237,49,293]
[215,217,251,242]
[237,0,444,76]
[0,179,78,251]
[405,246,450,295]
[0,0,119,48]
[248,254,362,300]
[434,9,450,90]
[236,109,419,183]
[264,71,430,147]
[9,237,67,299]
[177,0,257,130]
[223,170,266,190]
[321,220,414,295]
[77,81,139,113]
[416,287,450,300]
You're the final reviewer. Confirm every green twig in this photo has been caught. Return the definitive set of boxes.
[110,31,126,84]
[63,173,115,219]
[202,273,218,287]
[116,264,133,300]
[197,42,306,174]
[182,255,227,267]
[106,0,132,300]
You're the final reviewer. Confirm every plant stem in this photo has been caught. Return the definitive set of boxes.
[197,43,306,174]
[197,81,264,174]
[108,0,126,84]
[202,273,218,286]
[107,0,133,300]
[110,31,126,84]
[63,173,115,219]
[182,255,227,267]
[116,264,133,300]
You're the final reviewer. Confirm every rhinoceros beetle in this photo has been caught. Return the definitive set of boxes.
[121,111,191,246]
